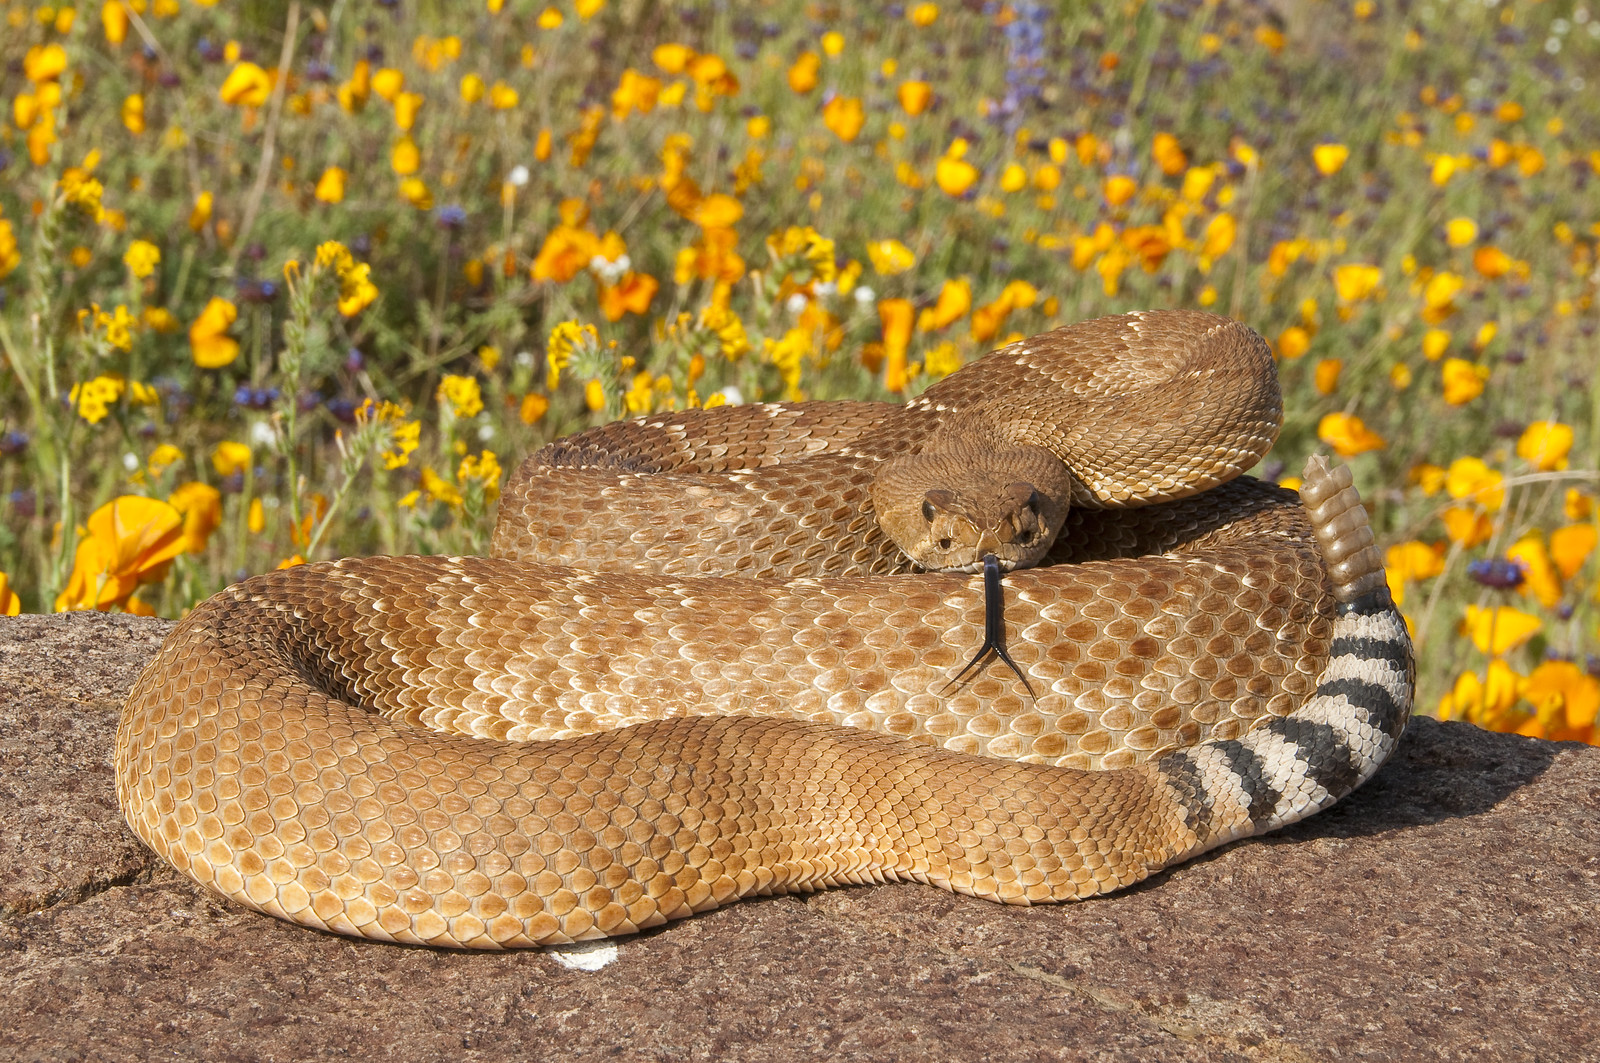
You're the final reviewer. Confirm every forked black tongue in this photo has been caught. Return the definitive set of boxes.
[942,553,1038,700]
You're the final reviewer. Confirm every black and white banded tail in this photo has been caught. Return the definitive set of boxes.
[1151,455,1414,859]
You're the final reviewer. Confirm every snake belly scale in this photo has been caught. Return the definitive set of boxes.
[116,310,1414,948]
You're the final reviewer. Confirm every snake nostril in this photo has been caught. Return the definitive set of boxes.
[938,538,953,551]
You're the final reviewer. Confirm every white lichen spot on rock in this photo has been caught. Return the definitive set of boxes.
[548,939,618,971]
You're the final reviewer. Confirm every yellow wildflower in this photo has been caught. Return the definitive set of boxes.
[1332,263,1382,303]
[1516,421,1572,471]
[1314,358,1342,395]
[652,43,694,74]
[1103,174,1137,206]
[1521,661,1600,733]
[519,393,550,425]
[1410,462,1447,496]
[1422,271,1464,321]
[1312,143,1349,175]
[211,440,252,478]
[935,140,979,196]
[1550,524,1597,580]
[123,239,160,279]
[1445,456,1505,511]
[867,239,916,275]
[394,91,423,131]
[219,62,272,107]
[59,168,106,222]
[1460,604,1542,656]
[788,52,820,94]
[1437,660,1522,728]
[168,482,222,556]
[489,81,519,109]
[1317,412,1385,457]
[1441,507,1494,548]
[823,96,865,142]
[420,466,464,508]
[121,93,145,134]
[1507,534,1563,609]
[924,342,962,378]
[55,496,187,611]
[879,299,914,392]
[189,296,239,368]
[1473,246,1512,279]
[437,375,485,418]
[371,67,405,102]
[531,225,600,283]
[1276,326,1311,360]
[1445,217,1478,247]
[314,166,347,204]
[391,135,421,176]
[147,444,183,477]
[699,302,750,359]
[188,191,213,232]
[1383,540,1445,606]
[898,80,932,116]
[1198,213,1235,271]
[24,43,68,83]
[1422,328,1450,360]
[1440,357,1489,405]
[68,375,127,425]
[457,450,503,501]
[546,321,598,389]
[336,262,378,316]
[917,278,972,331]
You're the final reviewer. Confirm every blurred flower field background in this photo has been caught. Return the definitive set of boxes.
[1,0,1598,743]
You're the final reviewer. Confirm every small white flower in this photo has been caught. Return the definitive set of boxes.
[514,350,535,368]
[508,165,530,187]
[478,423,496,442]
[717,385,744,406]
[853,285,876,306]
[785,292,809,315]
[249,420,277,447]
[814,281,838,299]
[590,255,628,285]
[123,452,139,472]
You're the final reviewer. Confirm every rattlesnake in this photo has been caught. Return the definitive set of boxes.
[116,309,1413,949]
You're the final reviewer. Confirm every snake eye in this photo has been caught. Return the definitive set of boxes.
[1006,482,1041,514]
[922,499,937,523]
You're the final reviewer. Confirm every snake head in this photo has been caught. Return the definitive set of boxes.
[871,441,1074,572]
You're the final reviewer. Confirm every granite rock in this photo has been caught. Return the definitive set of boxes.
[2,612,1597,1062]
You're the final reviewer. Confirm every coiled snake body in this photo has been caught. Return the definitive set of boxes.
[117,310,1413,949]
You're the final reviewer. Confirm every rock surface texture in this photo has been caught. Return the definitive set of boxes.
[3,612,1598,1062]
